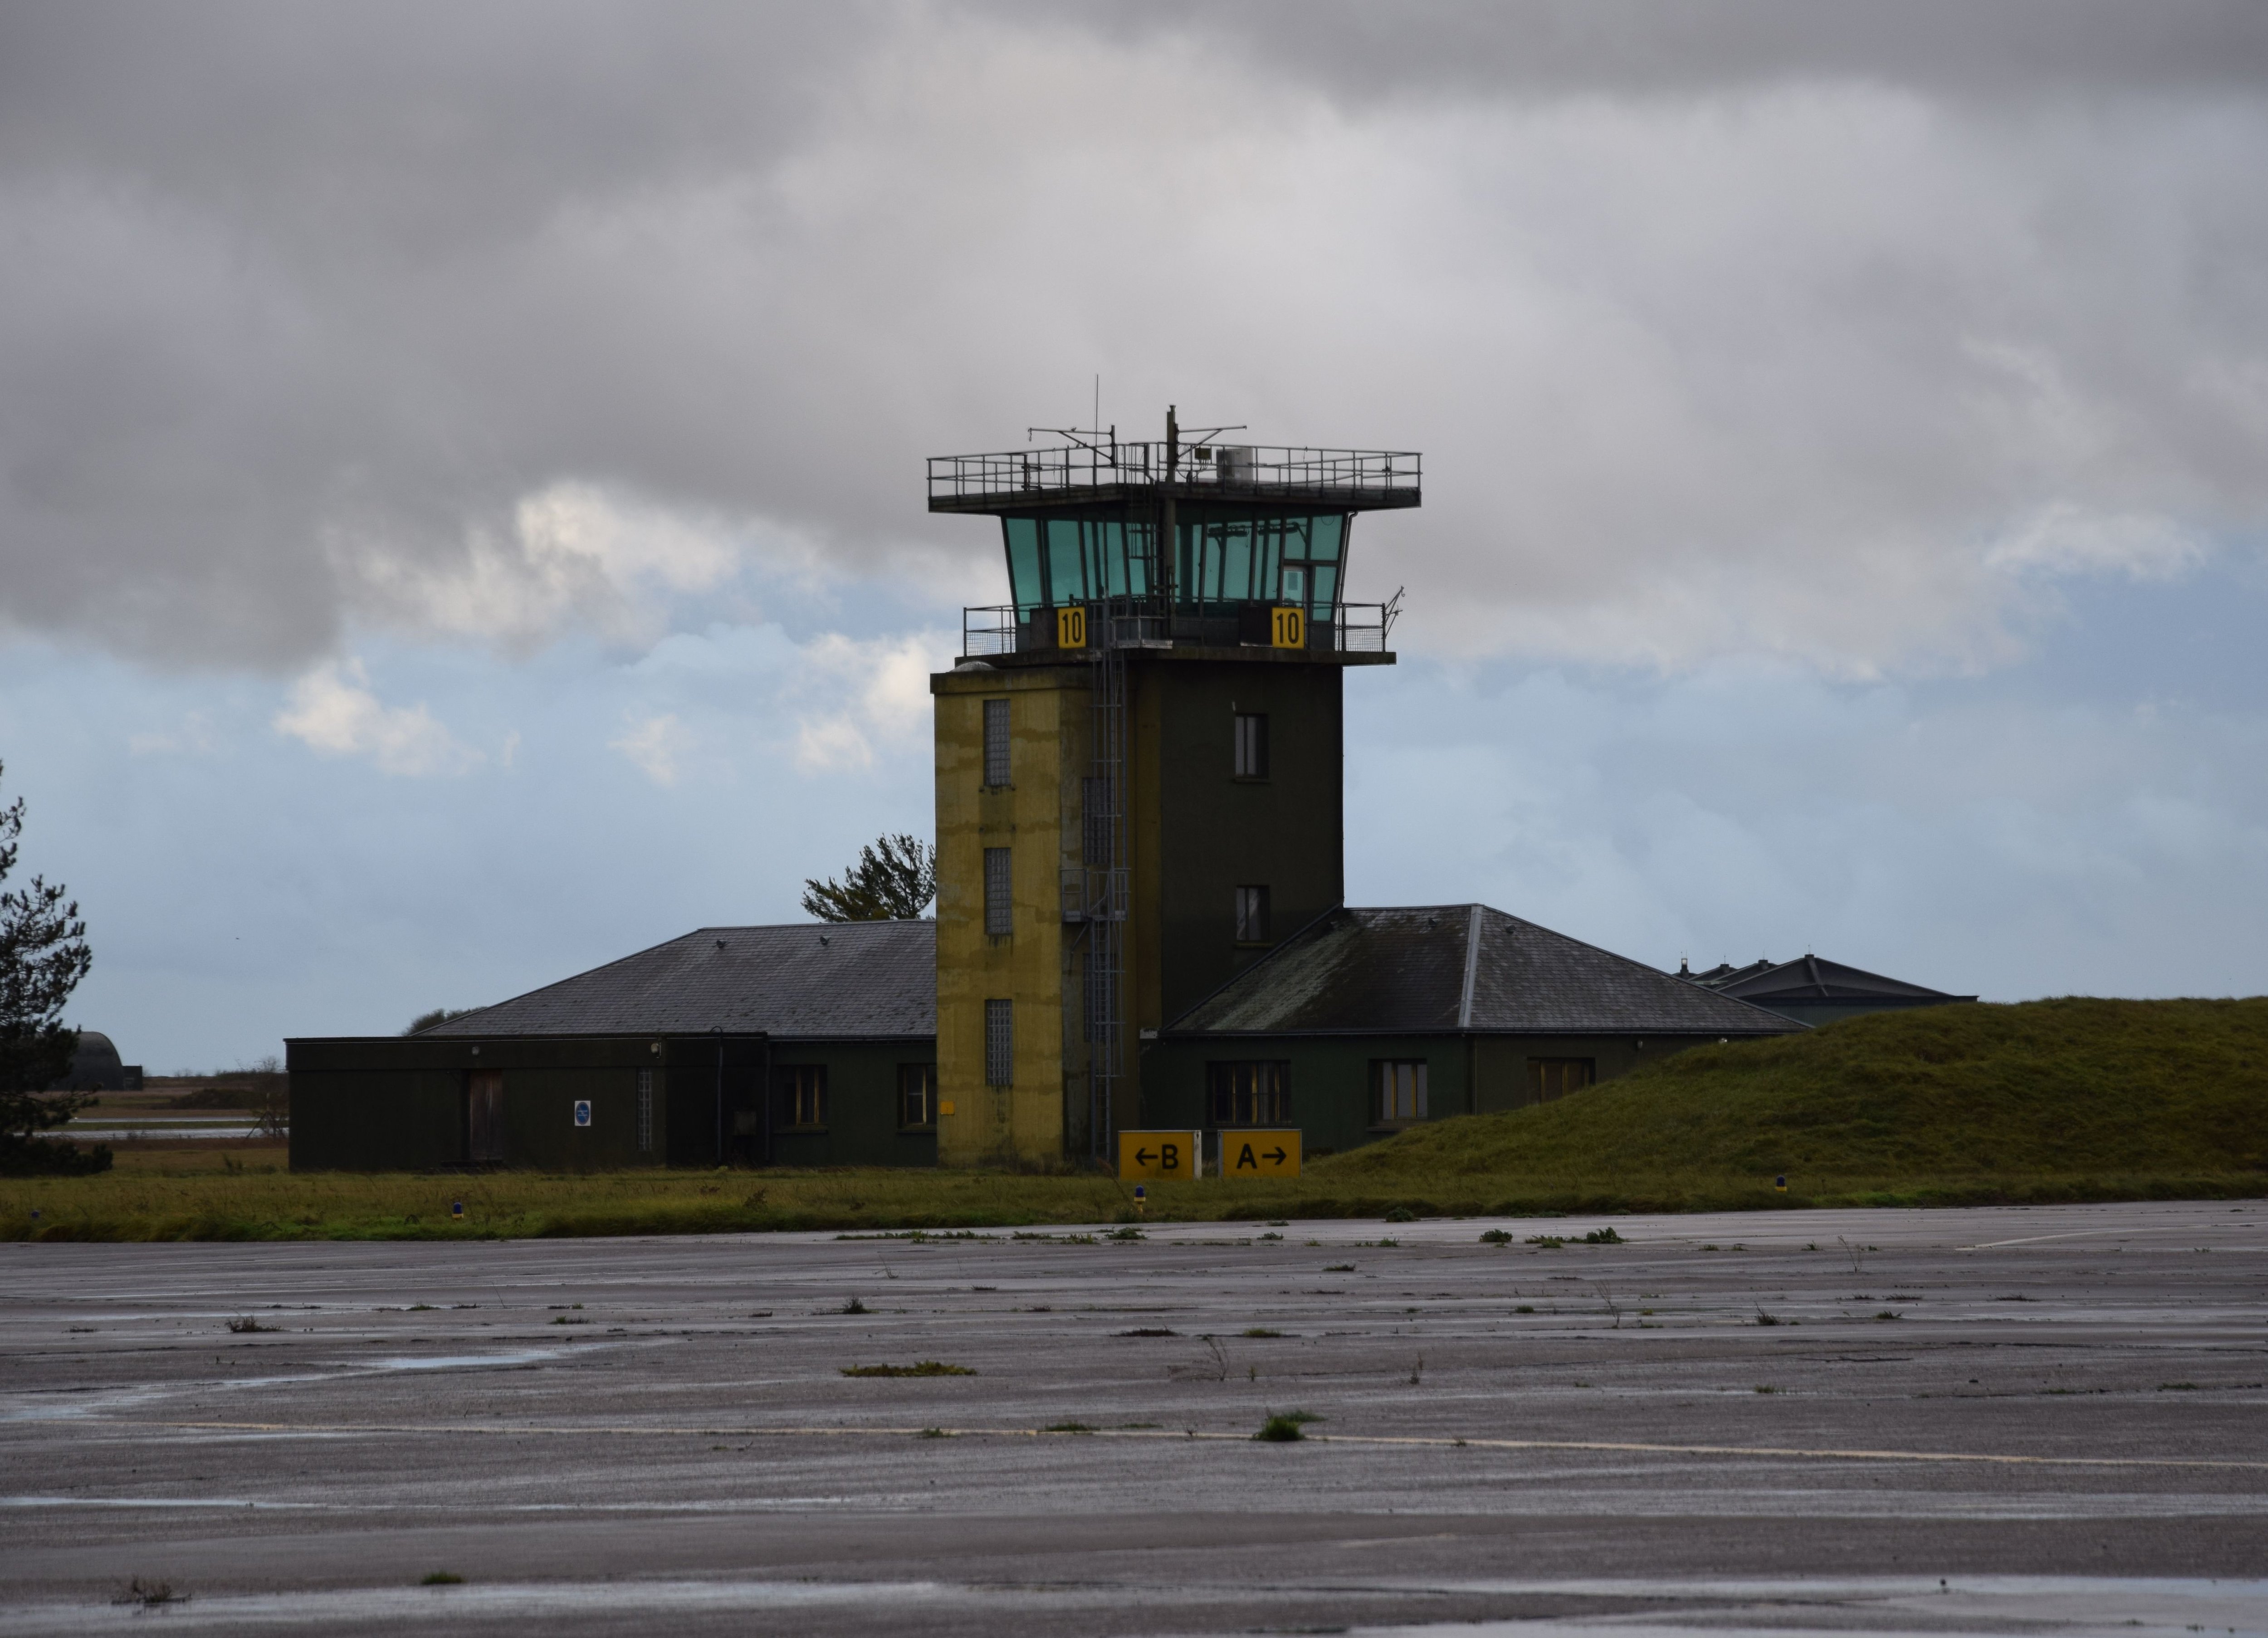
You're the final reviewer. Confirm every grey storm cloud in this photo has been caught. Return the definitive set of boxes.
[3,1,2267,672]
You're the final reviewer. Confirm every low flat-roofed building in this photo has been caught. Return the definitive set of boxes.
[1143,904,1803,1159]
[287,921,936,1171]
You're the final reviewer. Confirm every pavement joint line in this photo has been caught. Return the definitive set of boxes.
[44,1416,2268,1472]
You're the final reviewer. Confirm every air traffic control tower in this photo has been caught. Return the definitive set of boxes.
[928,410,1420,1168]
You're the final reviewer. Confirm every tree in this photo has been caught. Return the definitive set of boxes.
[0,760,107,1175]
[801,833,937,921]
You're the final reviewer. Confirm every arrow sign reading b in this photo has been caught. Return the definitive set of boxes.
[1135,1148,1155,1165]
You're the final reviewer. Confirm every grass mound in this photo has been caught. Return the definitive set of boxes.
[1318,998,2268,1202]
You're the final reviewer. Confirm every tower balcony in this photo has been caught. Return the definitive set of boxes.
[960,597,1399,662]
[929,441,1421,515]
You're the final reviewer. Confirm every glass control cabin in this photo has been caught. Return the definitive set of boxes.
[929,415,1420,655]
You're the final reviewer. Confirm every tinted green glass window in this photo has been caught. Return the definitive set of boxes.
[1045,518,1087,605]
[1003,519,1043,614]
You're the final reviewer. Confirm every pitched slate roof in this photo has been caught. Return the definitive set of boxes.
[1168,905,1803,1037]
[1684,954,1973,1005]
[420,920,935,1040]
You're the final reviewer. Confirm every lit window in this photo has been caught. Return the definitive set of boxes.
[984,847,1012,935]
[1235,885,1270,944]
[1207,1062,1290,1126]
[984,1000,1013,1087]
[1373,1060,1427,1124]
[780,1066,826,1129]
[1529,1057,1595,1101]
[898,1064,937,1130]
[982,697,1011,787]
[1234,713,1269,779]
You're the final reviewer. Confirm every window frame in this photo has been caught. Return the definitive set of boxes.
[897,1063,938,1132]
[1207,1060,1291,1127]
[1370,1059,1428,1127]
[1529,1056,1596,1102]
[984,999,1014,1088]
[1234,884,1271,945]
[981,697,1011,787]
[983,846,1012,936]
[1233,712,1270,780]
[778,1064,827,1132]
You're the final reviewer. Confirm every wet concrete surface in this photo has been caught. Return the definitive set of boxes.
[1,1199,2263,1634]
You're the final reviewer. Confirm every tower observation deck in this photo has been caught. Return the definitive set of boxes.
[931,408,1418,660]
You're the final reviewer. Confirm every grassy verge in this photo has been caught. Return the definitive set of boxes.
[0,1145,2256,1242]
[5,999,2261,1240]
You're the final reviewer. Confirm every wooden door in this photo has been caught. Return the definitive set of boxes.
[467,1070,505,1164]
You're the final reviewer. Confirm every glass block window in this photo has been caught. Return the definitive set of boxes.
[982,698,1011,787]
[984,847,1012,935]
[984,999,1013,1087]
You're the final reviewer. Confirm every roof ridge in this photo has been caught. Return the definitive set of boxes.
[1457,904,1483,1030]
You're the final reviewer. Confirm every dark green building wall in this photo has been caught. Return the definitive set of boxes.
[767,1040,938,1169]
[288,1034,936,1172]
[1140,1031,1712,1157]
[1147,657,1344,1022]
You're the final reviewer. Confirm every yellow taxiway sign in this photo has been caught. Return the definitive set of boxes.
[1118,1129,1202,1181]
[1220,1129,1300,1178]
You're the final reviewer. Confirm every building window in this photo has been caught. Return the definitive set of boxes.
[898,1063,937,1130]
[1373,1060,1427,1125]
[984,1000,1014,1086]
[1234,885,1270,944]
[1081,776,1112,865]
[984,846,1012,935]
[1234,712,1269,779]
[636,1068,654,1154]
[1208,1061,1290,1126]
[1530,1057,1595,1101]
[982,697,1011,787]
[780,1065,826,1130]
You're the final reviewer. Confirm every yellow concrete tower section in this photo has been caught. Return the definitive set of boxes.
[933,661,1090,1167]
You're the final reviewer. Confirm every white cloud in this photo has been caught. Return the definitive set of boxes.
[790,630,944,773]
[1984,503,2211,583]
[7,12,2265,679]
[608,712,692,787]
[273,659,482,776]
[333,482,750,657]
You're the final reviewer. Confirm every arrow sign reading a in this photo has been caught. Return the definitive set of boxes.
[1219,1130,1301,1179]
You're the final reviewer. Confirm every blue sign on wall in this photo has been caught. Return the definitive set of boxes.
[572,1100,592,1128]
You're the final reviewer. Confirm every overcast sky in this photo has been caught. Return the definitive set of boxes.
[4,1,2265,1069]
